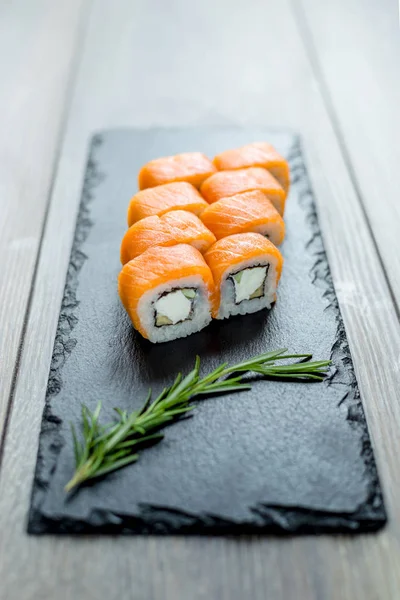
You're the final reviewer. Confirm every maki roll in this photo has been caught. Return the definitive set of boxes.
[200,190,285,246]
[127,182,208,226]
[138,152,217,190]
[212,142,290,194]
[200,167,286,215]
[120,210,216,264]
[118,244,215,343]
[204,233,283,320]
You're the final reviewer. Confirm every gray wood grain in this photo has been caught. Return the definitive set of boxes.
[1,0,400,598]
[293,0,400,308]
[0,0,87,446]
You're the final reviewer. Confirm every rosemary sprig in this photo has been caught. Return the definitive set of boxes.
[65,349,331,492]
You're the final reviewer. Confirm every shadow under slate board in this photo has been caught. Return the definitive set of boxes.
[28,128,386,535]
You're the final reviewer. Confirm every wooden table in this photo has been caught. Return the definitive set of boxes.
[1,0,399,597]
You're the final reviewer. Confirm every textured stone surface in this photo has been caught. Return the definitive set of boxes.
[28,128,386,535]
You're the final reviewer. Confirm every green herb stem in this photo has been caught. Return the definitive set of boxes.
[65,348,331,492]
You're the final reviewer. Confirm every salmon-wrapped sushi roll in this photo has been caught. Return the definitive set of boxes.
[204,233,283,320]
[121,210,216,264]
[213,142,290,194]
[200,190,285,246]
[127,182,208,226]
[118,244,215,343]
[138,152,217,190]
[200,167,286,215]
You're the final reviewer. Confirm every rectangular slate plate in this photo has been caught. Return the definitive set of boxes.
[28,128,386,535]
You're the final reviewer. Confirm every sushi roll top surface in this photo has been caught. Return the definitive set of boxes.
[200,167,286,215]
[212,142,290,193]
[200,190,285,246]
[127,181,208,226]
[138,152,217,190]
[121,210,216,264]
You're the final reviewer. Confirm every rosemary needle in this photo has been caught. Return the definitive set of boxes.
[65,348,331,492]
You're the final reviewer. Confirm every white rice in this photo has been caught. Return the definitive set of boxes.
[137,275,212,343]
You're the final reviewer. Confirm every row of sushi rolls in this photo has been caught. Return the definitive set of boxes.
[118,142,289,343]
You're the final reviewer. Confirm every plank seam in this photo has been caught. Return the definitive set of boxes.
[0,0,94,468]
[289,0,400,322]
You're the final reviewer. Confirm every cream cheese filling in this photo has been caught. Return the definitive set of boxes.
[231,266,268,304]
[155,288,196,326]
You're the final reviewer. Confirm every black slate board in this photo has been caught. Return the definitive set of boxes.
[28,128,386,535]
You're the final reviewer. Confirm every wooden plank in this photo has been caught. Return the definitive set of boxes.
[1,0,400,598]
[0,0,87,447]
[292,0,400,307]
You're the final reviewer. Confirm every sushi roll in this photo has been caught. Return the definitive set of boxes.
[200,167,286,215]
[200,190,285,246]
[118,244,215,343]
[212,142,290,194]
[138,152,217,190]
[127,181,208,226]
[120,210,216,264]
[204,233,283,320]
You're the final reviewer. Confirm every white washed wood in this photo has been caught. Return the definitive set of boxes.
[0,0,86,441]
[1,0,400,598]
[294,0,400,306]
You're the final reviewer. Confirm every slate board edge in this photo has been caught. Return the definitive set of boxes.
[27,129,387,535]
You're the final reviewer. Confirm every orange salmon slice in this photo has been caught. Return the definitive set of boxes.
[138,152,217,190]
[213,142,290,194]
[200,190,285,246]
[121,210,216,264]
[127,181,208,226]
[201,167,286,216]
